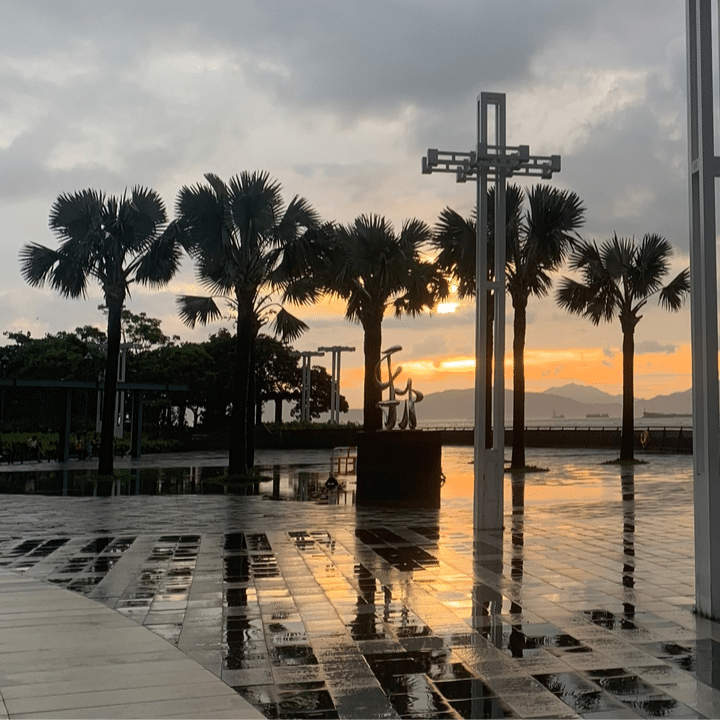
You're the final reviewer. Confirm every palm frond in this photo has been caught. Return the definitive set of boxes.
[281,277,323,305]
[133,221,183,287]
[175,182,228,254]
[125,186,167,251]
[556,277,609,325]
[228,171,283,249]
[19,243,60,287]
[630,233,672,298]
[602,234,633,279]
[659,268,690,311]
[176,295,222,328]
[276,195,321,244]
[432,207,477,298]
[271,306,309,343]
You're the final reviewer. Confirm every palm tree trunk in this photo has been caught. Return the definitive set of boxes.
[246,338,256,469]
[229,310,252,477]
[98,297,122,476]
[362,311,383,432]
[511,295,527,469]
[621,325,635,461]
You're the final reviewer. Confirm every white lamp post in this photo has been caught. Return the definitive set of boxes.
[422,92,561,531]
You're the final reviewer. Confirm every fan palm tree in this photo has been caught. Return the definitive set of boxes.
[556,233,689,461]
[325,214,448,432]
[507,184,585,469]
[432,187,523,449]
[174,171,322,477]
[433,184,585,469]
[19,187,182,475]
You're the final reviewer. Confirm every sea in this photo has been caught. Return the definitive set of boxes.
[415,415,693,430]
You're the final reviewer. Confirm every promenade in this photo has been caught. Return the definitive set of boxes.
[0,448,716,718]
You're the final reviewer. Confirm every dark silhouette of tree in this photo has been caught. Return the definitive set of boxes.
[433,185,584,469]
[19,187,181,475]
[432,188,522,448]
[324,214,448,431]
[506,185,585,469]
[254,335,300,424]
[556,233,689,461]
[174,172,321,477]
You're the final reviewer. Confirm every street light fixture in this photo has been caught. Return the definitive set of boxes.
[422,92,561,531]
[290,350,325,422]
[318,346,355,424]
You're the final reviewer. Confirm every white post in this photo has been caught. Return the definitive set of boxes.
[686,0,720,618]
[422,92,561,531]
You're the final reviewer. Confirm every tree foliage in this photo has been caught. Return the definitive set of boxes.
[556,233,689,460]
[18,186,182,474]
[174,171,323,476]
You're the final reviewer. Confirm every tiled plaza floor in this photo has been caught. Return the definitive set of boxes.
[0,447,716,719]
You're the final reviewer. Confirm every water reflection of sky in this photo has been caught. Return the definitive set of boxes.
[440,446,693,509]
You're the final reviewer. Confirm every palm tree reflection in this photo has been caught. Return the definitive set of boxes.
[621,465,636,620]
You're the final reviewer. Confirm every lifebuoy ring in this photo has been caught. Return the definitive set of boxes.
[640,429,650,449]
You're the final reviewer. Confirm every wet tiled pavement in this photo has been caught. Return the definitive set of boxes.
[0,447,716,718]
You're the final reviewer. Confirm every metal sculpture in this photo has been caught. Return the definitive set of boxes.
[374,346,423,430]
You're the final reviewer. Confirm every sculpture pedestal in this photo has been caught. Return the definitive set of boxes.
[356,431,442,509]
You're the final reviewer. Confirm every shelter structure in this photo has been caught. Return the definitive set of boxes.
[0,378,187,461]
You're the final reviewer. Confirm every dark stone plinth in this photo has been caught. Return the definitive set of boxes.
[356,431,442,508]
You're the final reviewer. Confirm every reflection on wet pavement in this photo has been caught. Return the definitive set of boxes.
[0,448,717,717]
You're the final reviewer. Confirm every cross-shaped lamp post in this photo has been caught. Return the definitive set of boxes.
[422,92,561,531]
[318,346,355,424]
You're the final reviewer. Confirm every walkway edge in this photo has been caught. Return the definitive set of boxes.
[0,568,263,719]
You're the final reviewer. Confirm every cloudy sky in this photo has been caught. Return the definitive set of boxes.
[0,0,697,407]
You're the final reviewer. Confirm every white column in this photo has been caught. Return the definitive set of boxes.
[686,0,720,617]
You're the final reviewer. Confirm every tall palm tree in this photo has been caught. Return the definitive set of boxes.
[19,187,182,475]
[556,233,689,461]
[174,171,321,477]
[433,185,585,469]
[325,214,448,432]
[432,187,523,449]
[507,185,585,469]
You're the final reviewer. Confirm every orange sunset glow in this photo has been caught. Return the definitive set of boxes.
[341,343,692,406]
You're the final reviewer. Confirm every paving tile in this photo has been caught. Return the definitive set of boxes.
[0,448,718,718]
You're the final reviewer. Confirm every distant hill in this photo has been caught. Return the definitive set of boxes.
[341,384,692,422]
[543,383,621,405]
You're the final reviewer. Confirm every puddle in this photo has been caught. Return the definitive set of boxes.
[0,462,356,503]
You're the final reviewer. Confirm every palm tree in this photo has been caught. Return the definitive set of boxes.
[556,233,689,461]
[174,171,321,477]
[19,187,182,475]
[325,214,448,432]
[507,185,585,469]
[432,187,523,449]
[433,185,585,469]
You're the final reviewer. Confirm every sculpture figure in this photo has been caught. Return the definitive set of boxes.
[374,345,423,430]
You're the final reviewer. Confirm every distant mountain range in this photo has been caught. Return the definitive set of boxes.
[342,383,692,422]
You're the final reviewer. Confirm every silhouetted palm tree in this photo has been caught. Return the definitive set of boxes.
[174,171,322,476]
[326,214,448,431]
[556,233,689,461]
[19,187,182,475]
[432,187,523,449]
[433,185,585,469]
[507,185,585,469]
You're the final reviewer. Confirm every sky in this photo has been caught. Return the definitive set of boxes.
[0,0,701,408]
